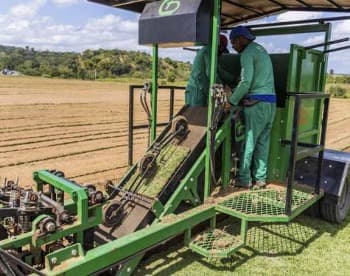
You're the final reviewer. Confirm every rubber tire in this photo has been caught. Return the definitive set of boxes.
[321,174,350,223]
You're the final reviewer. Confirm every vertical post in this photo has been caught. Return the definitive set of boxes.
[169,87,175,121]
[315,97,329,194]
[128,85,134,166]
[221,120,231,188]
[286,96,301,216]
[151,44,158,143]
[204,0,221,199]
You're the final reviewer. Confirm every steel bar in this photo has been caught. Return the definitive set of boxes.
[326,0,342,9]
[128,85,134,166]
[316,97,330,194]
[205,0,221,199]
[286,96,301,216]
[169,87,174,121]
[324,45,350,53]
[151,44,158,143]
[305,37,349,50]
[246,15,350,29]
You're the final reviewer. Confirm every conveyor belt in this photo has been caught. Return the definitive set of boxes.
[96,106,208,242]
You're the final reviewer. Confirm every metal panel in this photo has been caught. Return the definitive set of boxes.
[295,149,350,196]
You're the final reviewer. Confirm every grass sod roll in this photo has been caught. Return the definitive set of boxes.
[122,144,190,198]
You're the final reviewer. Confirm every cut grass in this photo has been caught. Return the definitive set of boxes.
[122,144,190,198]
[136,214,350,275]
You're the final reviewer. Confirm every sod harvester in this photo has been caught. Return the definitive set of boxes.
[1,0,350,275]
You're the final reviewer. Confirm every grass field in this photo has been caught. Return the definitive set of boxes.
[0,75,350,275]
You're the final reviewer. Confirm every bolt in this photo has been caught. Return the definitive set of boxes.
[190,178,194,182]
[127,267,131,273]
[329,165,333,168]
[51,257,57,265]
[216,139,220,144]
[184,186,188,191]
[277,157,281,160]
[71,249,78,257]
[45,221,56,233]
[195,199,199,203]
[280,120,284,124]
[300,176,304,180]
[304,160,308,164]
[324,180,328,184]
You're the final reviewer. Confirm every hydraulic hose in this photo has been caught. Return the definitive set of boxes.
[209,84,226,186]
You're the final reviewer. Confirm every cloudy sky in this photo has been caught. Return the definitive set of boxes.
[0,0,350,73]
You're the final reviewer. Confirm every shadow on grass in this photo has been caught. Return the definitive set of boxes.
[135,213,350,275]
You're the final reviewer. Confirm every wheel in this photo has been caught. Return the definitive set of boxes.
[102,200,125,227]
[171,115,188,138]
[321,174,350,223]
[138,153,157,178]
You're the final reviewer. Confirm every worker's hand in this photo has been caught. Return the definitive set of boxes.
[224,85,232,98]
[224,102,232,112]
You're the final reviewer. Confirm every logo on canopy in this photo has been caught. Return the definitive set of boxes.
[159,0,181,16]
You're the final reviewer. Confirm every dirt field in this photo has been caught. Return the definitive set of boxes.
[0,76,349,187]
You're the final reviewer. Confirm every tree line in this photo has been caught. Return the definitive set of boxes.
[0,45,191,82]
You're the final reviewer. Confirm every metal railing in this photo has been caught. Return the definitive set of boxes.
[128,85,185,166]
[283,92,330,215]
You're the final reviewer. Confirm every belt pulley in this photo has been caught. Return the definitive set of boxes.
[103,114,189,227]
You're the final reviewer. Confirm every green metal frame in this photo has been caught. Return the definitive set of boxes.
[0,4,336,275]
[0,171,102,247]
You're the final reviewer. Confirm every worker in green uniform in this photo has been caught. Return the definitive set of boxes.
[185,35,234,106]
[228,26,276,188]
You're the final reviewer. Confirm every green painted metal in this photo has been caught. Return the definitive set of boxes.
[189,229,243,258]
[45,244,84,271]
[216,188,319,223]
[160,116,231,216]
[41,206,217,275]
[151,44,158,142]
[204,0,221,199]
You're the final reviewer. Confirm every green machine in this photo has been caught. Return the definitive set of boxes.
[0,0,350,275]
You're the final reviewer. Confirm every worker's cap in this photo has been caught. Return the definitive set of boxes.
[220,34,228,49]
[229,26,255,41]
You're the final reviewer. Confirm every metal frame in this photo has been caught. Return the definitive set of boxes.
[283,93,330,215]
[128,84,185,166]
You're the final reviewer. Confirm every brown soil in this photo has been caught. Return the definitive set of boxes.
[0,76,349,189]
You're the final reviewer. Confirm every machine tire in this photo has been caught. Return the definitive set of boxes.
[320,174,350,223]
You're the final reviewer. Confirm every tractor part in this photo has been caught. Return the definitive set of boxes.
[320,175,350,223]
[38,217,57,235]
[138,153,157,178]
[170,115,189,139]
[102,200,126,227]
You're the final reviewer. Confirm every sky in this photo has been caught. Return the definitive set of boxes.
[0,1,350,73]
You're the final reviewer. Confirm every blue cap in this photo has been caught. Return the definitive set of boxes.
[229,26,255,41]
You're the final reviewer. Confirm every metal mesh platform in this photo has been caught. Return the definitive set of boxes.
[189,229,243,258]
[217,189,314,221]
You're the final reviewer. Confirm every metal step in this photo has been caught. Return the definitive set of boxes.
[216,188,317,222]
[189,229,243,258]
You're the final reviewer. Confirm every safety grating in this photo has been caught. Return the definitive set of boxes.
[189,229,243,258]
[218,189,313,217]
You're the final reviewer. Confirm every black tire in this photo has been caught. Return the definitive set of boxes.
[321,174,350,223]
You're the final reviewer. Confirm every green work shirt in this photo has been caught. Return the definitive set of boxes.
[229,42,275,106]
[185,46,235,106]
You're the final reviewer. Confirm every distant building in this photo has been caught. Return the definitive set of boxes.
[1,69,21,76]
